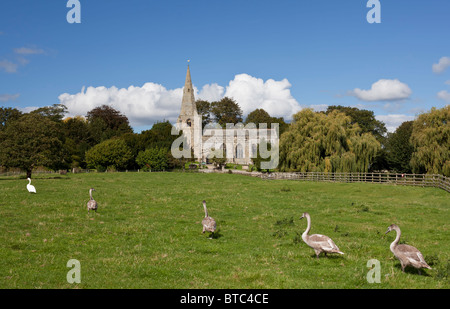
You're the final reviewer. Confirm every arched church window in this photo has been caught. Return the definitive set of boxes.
[251,144,257,157]
[220,143,227,158]
[236,144,243,159]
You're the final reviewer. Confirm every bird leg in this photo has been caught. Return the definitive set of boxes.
[314,249,321,259]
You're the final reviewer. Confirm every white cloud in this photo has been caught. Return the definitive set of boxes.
[432,57,450,74]
[223,74,301,119]
[0,46,45,74]
[382,101,404,113]
[13,47,45,55]
[376,114,415,133]
[59,83,183,127]
[0,60,18,73]
[349,79,412,102]
[0,93,20,102]
[445,80,450,86]
[18,106,40,113]
[58,74,302,129]
[437,90,450,102]
[197,83,224,102]
[308,104,328,112]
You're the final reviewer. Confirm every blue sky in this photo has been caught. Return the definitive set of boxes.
[1,0,449,132]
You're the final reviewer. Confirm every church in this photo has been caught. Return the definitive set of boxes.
[175,65,279,167]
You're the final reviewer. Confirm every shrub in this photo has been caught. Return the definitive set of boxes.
[85,138,133,171]
[136,147,168,171]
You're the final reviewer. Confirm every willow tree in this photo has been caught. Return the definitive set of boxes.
[410,105,450,176]
[325,105,388,171]
[279,109,380,173]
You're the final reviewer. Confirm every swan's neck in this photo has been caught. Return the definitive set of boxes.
[28,179,31,185]
[390,227,401,251]
[203,203,208,217]
[89,190,94,200]
[303,215,311,238]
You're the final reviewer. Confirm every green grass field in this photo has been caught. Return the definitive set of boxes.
[0,172,448,289]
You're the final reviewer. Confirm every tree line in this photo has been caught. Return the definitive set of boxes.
[280,105,449,176]
[0,104,185,177]
[0,100,448,177]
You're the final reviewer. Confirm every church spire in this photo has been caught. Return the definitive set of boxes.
[179,63,196,116]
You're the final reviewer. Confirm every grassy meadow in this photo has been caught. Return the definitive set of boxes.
[0,172,449,289]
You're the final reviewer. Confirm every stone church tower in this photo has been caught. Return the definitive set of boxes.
[175,64,279,167]
[176,64,201,160]
[177,64,196,126]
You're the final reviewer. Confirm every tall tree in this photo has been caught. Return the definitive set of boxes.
[0,107,22,130]
[325,105,387,140]
[0,113,63,177]
[211,97,243,127]
[410,106,450,176]
[86,105,133,143]
[245,108,289,136]
[140,121,179,150]
[326,105,387,171]
[195,100,212,129]
[139,120,186,169]
[120,132,142,169]
[62,116,94,168]
[245,108,272,125]
[31,104,67,123]
[386,121,414,173]
[32,104,70,169]
[279,109,380,173]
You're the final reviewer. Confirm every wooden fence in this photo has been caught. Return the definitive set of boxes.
[261,172,450,193]
[1,168,448,193]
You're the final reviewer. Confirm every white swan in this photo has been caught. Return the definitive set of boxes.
[26,178,36,193]
[299,212,344,258]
